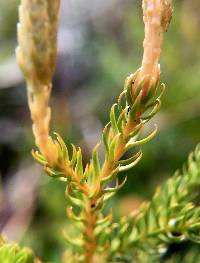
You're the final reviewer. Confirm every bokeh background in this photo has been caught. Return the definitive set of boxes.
[0,0,200,261]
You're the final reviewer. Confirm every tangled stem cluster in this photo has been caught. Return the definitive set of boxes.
[16,1,200,263]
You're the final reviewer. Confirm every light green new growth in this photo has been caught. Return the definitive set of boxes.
[0,237,41,263]
[106,144,200,262]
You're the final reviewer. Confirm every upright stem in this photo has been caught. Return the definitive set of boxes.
[84,200,97,263]
[27,86,57,165]
[81,3,173,260]
[81,120,140,263]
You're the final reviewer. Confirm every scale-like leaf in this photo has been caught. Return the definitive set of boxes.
[125,125,158,151]
[104,177,127,193]
[75,148,83,176]
[110,104,119,134]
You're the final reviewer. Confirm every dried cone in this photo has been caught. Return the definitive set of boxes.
[16,0,60,165]
[132,0,173,100]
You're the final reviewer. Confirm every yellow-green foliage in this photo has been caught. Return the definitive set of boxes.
[0,238,40,263]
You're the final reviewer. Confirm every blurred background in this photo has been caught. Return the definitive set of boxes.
[0,0,200,261]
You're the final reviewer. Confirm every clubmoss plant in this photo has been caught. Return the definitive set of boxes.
[1,0,200,262]
[0,236,41,263]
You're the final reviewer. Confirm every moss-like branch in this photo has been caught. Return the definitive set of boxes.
[107,144,200,262]
[0,237,42,263]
